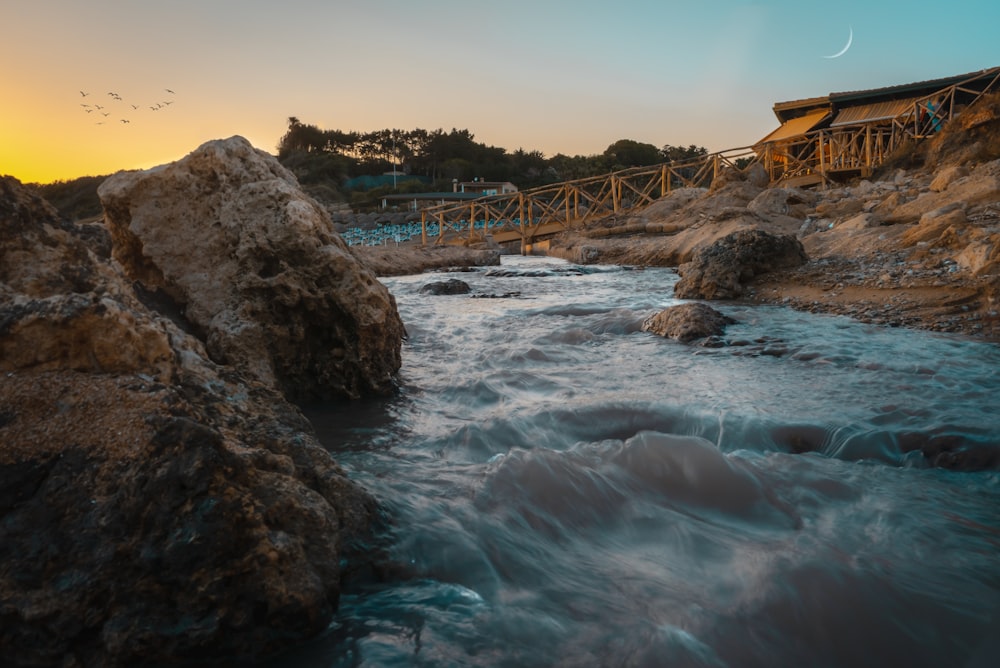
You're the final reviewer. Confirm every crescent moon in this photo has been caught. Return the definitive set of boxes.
[824,26,853,59]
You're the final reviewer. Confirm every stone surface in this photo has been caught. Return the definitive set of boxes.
[673,230,808,300]
[98,136,404,401]
[641,302,737,342]
[1,174,381,666]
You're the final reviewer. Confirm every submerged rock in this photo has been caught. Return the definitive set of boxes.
[641,302,737,343]
[98,136,404,401]
[1,172,381,665]
[420,278,472,295]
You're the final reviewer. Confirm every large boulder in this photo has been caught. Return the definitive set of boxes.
[674,229,808,299]
[98,136,404,401]
[1,175,379,666]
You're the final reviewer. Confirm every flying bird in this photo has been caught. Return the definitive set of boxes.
[80,90,89,97]
[131,104,139,109]
[165,88,175,94]
[120,119,130,124]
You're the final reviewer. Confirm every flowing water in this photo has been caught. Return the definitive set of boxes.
[281,255,1000,667]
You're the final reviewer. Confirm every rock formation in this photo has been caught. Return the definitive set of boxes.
[1,160,388,665]
[641,302,737,343]
[673,230,808,300]
[98,136,404,401]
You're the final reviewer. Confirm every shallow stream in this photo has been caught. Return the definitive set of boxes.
[281,255,1000,667]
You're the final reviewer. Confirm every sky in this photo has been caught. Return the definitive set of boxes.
[3,0,999,184]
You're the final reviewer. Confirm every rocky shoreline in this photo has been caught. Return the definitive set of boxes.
[2,92,999,666]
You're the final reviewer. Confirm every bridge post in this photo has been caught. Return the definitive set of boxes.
[564,185,571,225]
[612,176,620,213]
[818,130,826,178]
[469,202,476,243]
[421,211,427,246]
[865,125,872,171]
[661,165,668,197]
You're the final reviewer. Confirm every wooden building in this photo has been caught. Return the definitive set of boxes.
[756,66,1000,186]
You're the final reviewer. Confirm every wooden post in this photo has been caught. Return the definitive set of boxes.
[421,211,427,246]
[564,185,571,225]
[469,202,475,243]
[818,130,825,177]
[865,125,872,171]
[521,196,531,255]
[612,176,620,213]
[519,193,526,233]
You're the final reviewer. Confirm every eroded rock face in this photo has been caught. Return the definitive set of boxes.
[1,175,379,666]
[641,302,737,342]
[98,136,404,401]
[674,229,808,300]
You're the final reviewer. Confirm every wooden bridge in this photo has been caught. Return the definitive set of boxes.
[417,66,1000,250]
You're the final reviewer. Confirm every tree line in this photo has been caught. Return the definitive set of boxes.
[277,117,707,209]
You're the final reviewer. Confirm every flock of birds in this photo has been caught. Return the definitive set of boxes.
[78,88,176,126]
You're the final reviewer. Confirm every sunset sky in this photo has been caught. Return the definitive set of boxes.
[3,0,998,184]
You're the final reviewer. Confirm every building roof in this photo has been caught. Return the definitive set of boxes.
[757,109,831,143]
[771,66,1000,122]
[829,67,1000,104]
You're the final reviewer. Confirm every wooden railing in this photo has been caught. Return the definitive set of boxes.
[418,67,1000,247]
[419,146,759,246]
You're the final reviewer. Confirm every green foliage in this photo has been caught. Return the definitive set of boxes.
[660,144,708,163]
[276,118,711,196]
[30,175,108,221]
[603,139,662,169]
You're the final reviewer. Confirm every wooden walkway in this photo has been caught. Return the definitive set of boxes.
[419,68,1000,250]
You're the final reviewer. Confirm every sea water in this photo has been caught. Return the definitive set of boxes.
[280,255,1000,667]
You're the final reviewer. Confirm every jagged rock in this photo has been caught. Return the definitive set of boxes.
[674,230,808,300]
[641,302,737,343]
[884,158,1000,224]
[1,175,382,666]
[98,136,404,402]
[419,278,471,295]
[747,187,818,219]
[839,212,884,231]
[745,162,770,188]
[930,165,970,192]
[641,187,707,219]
